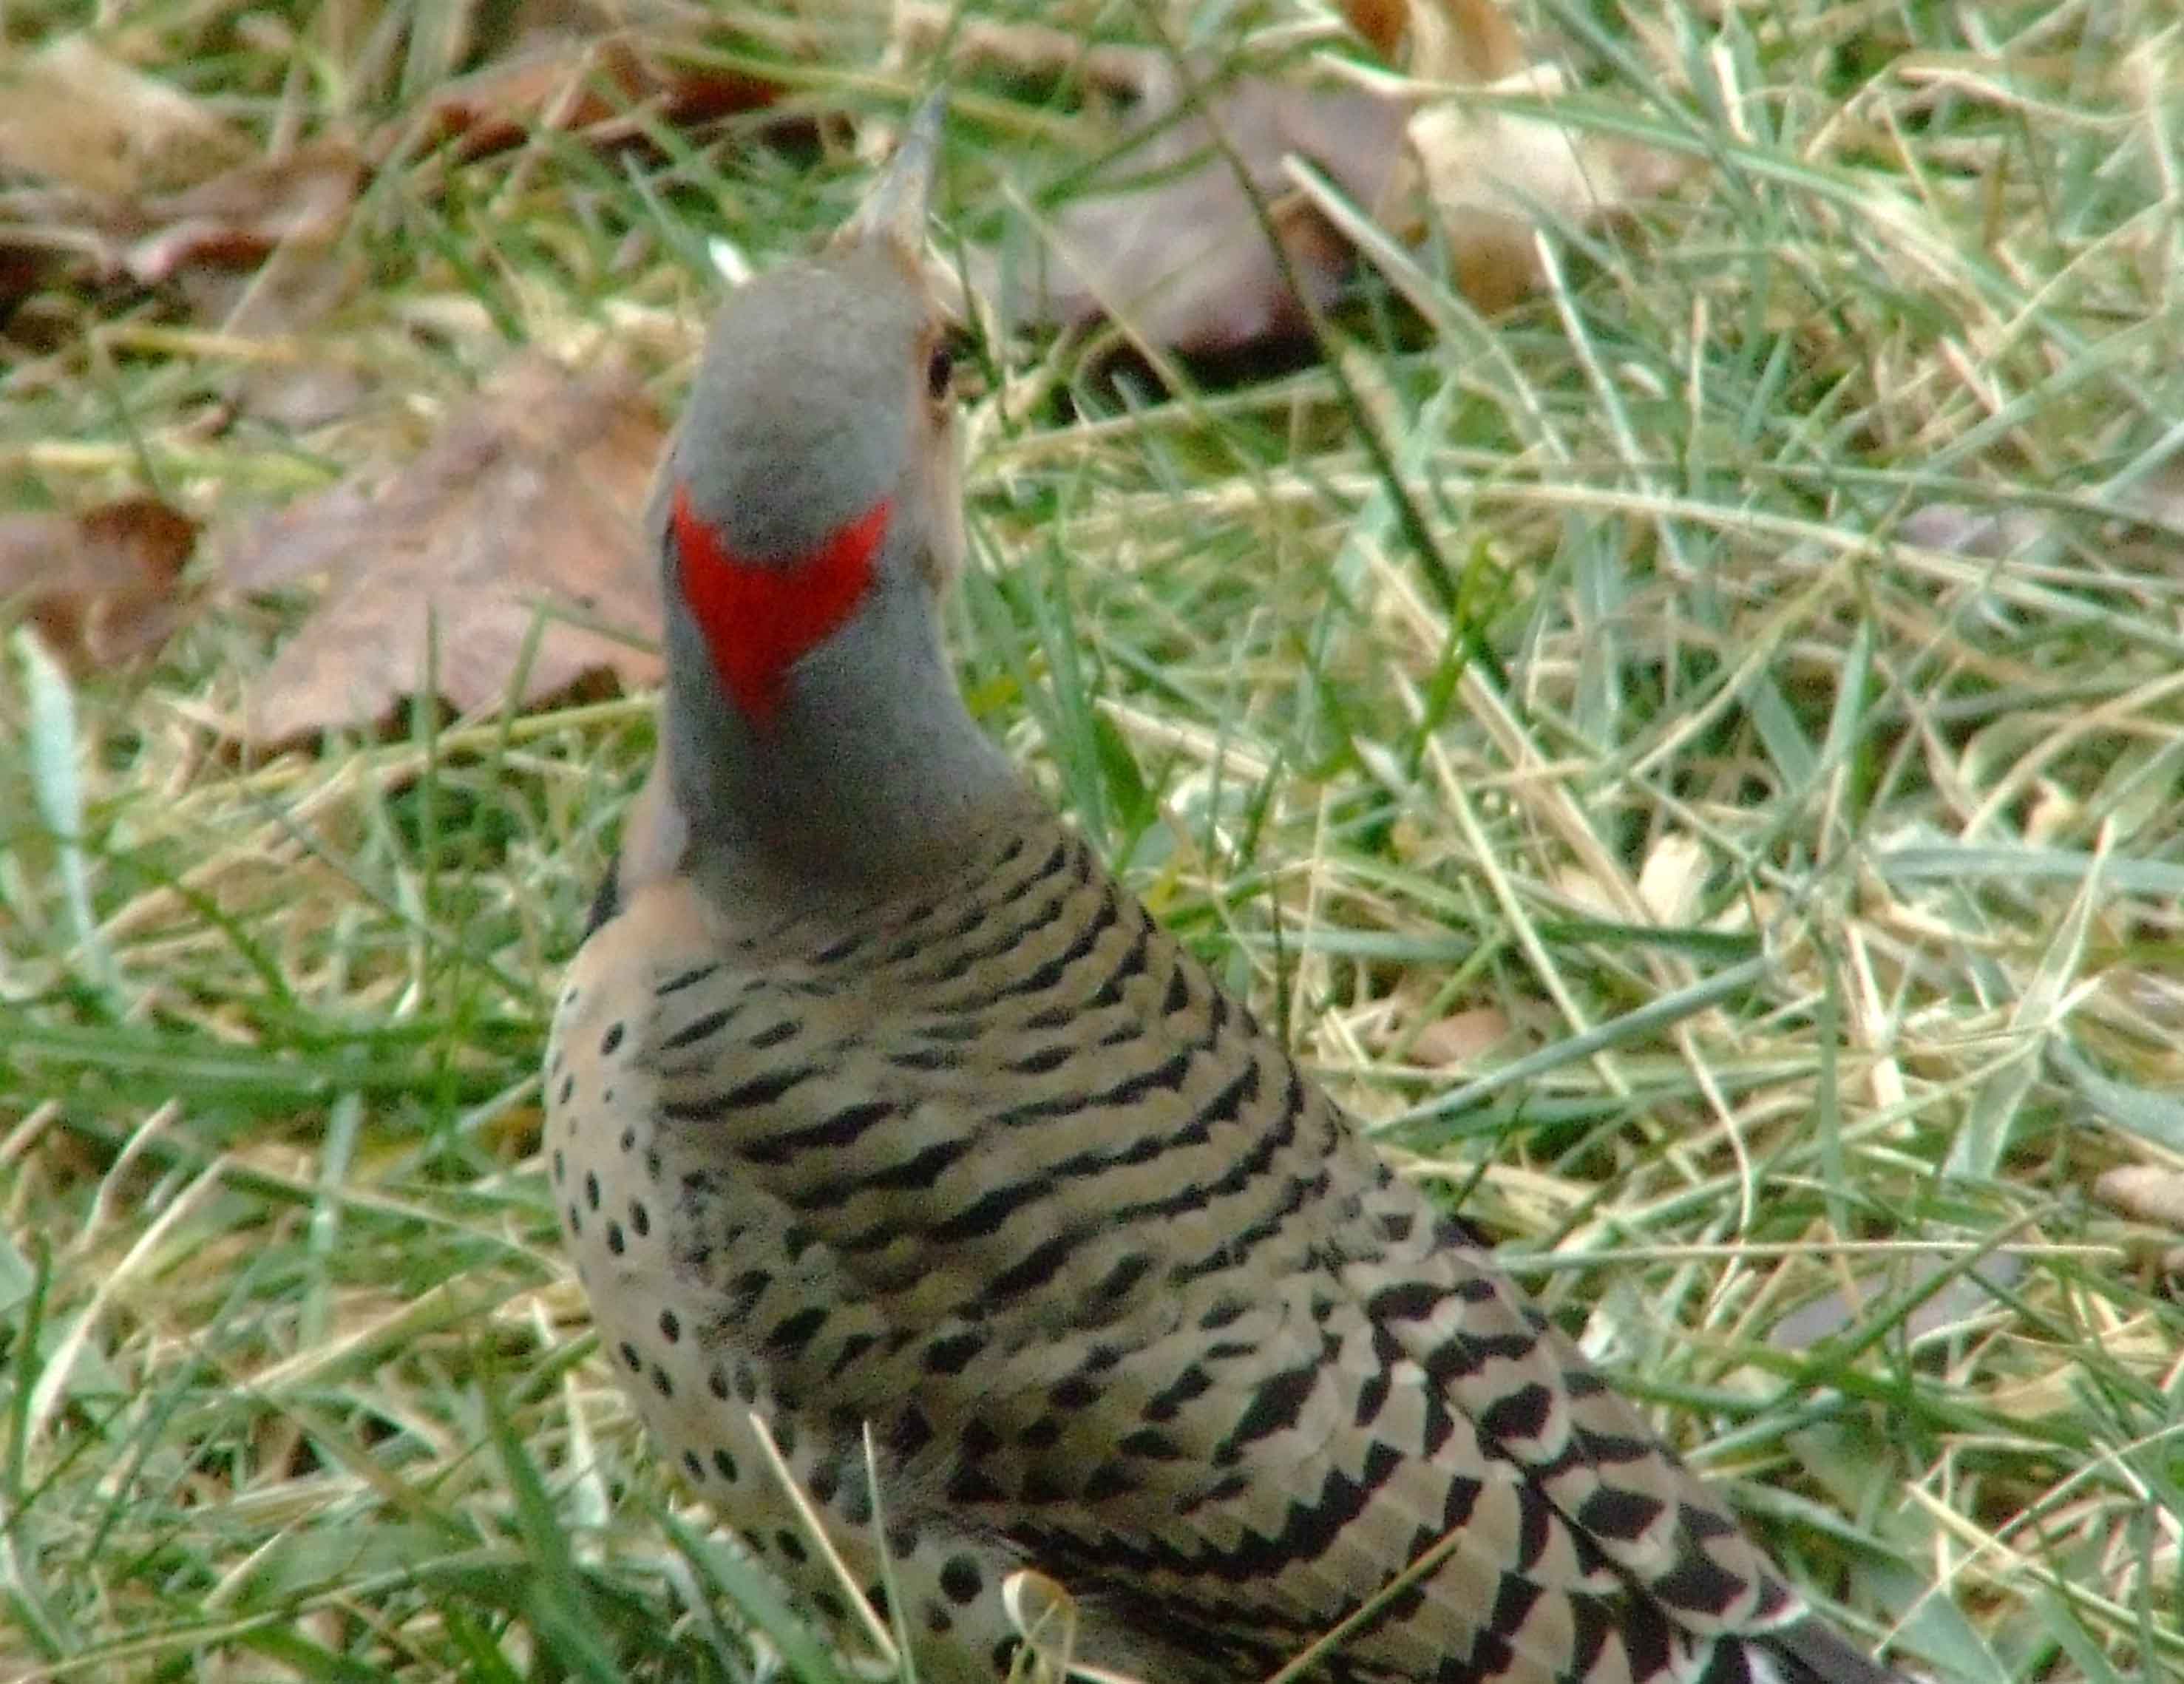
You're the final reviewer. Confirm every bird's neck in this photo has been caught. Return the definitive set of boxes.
[662,571,1021,894]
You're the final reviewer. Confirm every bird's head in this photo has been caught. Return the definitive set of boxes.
[660,93,963,728]
[652,95,1012,884]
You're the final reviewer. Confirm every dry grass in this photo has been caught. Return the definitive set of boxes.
[4,1,2183,1681]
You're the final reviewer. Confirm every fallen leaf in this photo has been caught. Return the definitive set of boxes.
[180,246,377,432]
[120,140,365,284]
[401,30,781,164]
[0,36,251,197]
[1636,830,1707,926]
[2095,1165,2184,1232]
[976,0,1681,359]
[887,4,1173,105]
[997,75,1411,359]
[1371,0,1524,82]
[224,353,665,743]
[1896,500,2050,561]
[1340,0,1414,62]
[0,126,364,309]
[1408,1005,1512,1067]
[0,497,198,673]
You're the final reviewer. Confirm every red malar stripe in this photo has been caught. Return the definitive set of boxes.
[672,482,891,723]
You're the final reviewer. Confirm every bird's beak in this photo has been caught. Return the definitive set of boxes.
[838,89,947,257]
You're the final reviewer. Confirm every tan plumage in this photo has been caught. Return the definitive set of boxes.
[546,96,1902,1684]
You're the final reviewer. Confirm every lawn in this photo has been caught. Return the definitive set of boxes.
[3,2,2180,1681]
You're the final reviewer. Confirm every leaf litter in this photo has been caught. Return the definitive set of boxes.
[223,354,665,743]
[918,0,1684,358]
[0,497,200,674]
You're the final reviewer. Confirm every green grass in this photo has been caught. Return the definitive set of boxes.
[4,1,2183,1680]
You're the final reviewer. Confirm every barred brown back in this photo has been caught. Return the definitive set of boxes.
[547,808,1901,1684]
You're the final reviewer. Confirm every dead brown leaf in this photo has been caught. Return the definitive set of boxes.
[999,76,1411,359]
[2095,1166,2184,1233]
[401,30,781,164]
[974,0,1686,356]
[0,497,198,672]
[1408,1005,1513,1067]
[224,353,665,743]
[0,35,303,312]
[0,36,251,198]
[0,125,364,308]
[180,247,378,432]
[1340,0,1414,63]
[121,140,366,284]
[1371,0,1524,82]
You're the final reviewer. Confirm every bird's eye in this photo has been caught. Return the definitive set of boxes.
[926,344,954,401]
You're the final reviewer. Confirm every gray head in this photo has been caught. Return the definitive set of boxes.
[654,96,1014,888]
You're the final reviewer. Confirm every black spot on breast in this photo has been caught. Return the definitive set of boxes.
[601,1023,625,1055]
[946,1465,1006,1504]
[940,1554,984,1605]
[1017,1467,1070,1511]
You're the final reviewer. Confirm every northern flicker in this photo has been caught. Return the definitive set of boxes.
[547,98,1906,1684]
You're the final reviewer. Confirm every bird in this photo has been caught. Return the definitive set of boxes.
[545,94,1907,1684]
